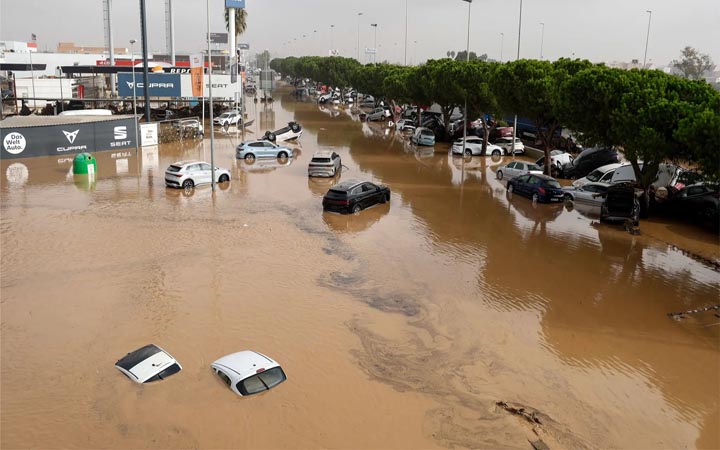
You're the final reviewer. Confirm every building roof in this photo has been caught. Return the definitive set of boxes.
[0,114,134,129]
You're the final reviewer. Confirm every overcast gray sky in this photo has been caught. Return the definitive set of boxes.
[1,0,718,68]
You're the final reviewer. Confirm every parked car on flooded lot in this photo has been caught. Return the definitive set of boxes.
[308,150,342,177]
[561,146,619,179]
[600,183,640,226]
[211,351,287,396]
[496,161,542,180]
[396,118,416,133]
[322,180,391,214]
[494,137,525,154]
[236,140,293,161]
[365,107,390,121]
[165,160,231,189]
[562,182,610,206]
[506,173,565,203]
[572,163,621,188]
[213,111,241,128]
[451,137,504,157]
[411,127,436,146]
[115,344,182,383]
[659,183,719,228]
[536,150,574,172]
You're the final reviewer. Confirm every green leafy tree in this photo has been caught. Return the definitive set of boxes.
[413,59,466,139]
[461,60,500,154]
[495,58,593,174]
[671,46,716,80]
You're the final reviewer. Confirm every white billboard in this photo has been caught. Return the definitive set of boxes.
[180,74,239,100]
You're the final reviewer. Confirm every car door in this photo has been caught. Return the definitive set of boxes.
[361,183,379,207]
[261,142,276,157]
[331,153,341,173]
[513,162,526,178]
[513,175,530,194]
[198,163,212,184]
[504,161,517,178]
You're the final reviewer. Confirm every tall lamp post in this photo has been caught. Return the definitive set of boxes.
[330,25,334,55]
[500,32,504,62]
[539,22,545,60]
[461,0,472,182]
[357,12,363,62]
[511,0,523,166]
[404,0,408,65]
[643,10,652,68]
[206,0,216,192]
[130,39,139,151]
[370,24,378,63]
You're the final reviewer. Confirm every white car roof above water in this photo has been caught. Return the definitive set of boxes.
[212,351,280,381]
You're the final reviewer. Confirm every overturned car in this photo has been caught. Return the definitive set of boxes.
[263,121,303,142]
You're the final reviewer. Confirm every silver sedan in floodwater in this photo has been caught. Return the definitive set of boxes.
[562,182,610,206]
[236,140,294,161]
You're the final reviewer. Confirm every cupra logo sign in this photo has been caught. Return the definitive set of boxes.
[63,129,80,144]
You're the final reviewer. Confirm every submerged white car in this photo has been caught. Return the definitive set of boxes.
[451,137,505,157]
[264,121,303,142]
[211,351,287,396]
[115,344,182,383]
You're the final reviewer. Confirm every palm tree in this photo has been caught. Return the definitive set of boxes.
[224,7,247,40]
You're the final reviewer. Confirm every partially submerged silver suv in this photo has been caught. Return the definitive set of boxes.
[308,151,342,177]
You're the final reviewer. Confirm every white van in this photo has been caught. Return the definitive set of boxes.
[59,109,113,116]
[610,163,638,184]
[572,163,621,188]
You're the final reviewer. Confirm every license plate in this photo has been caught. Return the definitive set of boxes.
[551,197,561,202]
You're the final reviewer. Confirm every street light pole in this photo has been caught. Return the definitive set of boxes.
[539,22,545,60]
[404,0,408,65]
[206,0,216,192]
[371,24,378,63]
[643,10,652,69]
[500,32,504,62]
[130,39,139,151]
[330,25,334,56]
[357,12,363,62]
[461,0,472,182]
[512,0,523,166]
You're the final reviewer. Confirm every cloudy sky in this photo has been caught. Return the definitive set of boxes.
[1,0,718,68]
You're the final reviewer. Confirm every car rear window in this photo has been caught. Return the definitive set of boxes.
[421,130,434,136]
[237,367,287,395]
[328,188,348,196]
[168,165,183,173]
[544,180,562,189]
[527,164,541,171]
[311,157,331,163]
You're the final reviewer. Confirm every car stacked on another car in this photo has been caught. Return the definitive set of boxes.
[308,151,342,177]
[561,146,619,179]
[164,160,231,189]
[571,163,621,188]
[507,173,565,203]
[236,140,294,161]
[536,150,574,173]
[451,137,505,157]
[322,180,391,214]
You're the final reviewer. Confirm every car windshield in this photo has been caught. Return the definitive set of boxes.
[237,367,287,395]
[586,169,603,182]
[219,113,231,118]
[544,180,562,189]
[527,164,541,171]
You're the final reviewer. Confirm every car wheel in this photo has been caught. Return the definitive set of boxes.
[244,153,255,161]
[464,149,472,157]
[267,132,276,142]
[497,170,503,180]
[182,179,194,189]
[278,151,288,159]
[564,193,572,201]
[352,204,362,214]
[532,193,539,203]
[492,149,500,157]
[507,184,514,194]
[219,174,229,183]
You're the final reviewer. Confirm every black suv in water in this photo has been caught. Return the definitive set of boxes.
[601,183,640,226]
[561,146,619,179]
[322,180,391,214]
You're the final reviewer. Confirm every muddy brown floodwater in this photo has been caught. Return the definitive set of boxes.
[2,85,719,450]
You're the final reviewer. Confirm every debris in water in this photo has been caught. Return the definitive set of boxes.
[667,304,720,320]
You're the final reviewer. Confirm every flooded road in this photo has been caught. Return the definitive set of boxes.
[2,85,719,449]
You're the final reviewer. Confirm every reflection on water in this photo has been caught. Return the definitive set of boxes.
[1,84,718,450]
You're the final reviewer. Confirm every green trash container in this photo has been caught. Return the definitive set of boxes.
[73,153,97,175]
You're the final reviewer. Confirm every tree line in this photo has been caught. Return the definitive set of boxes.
[269,56,719,186]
